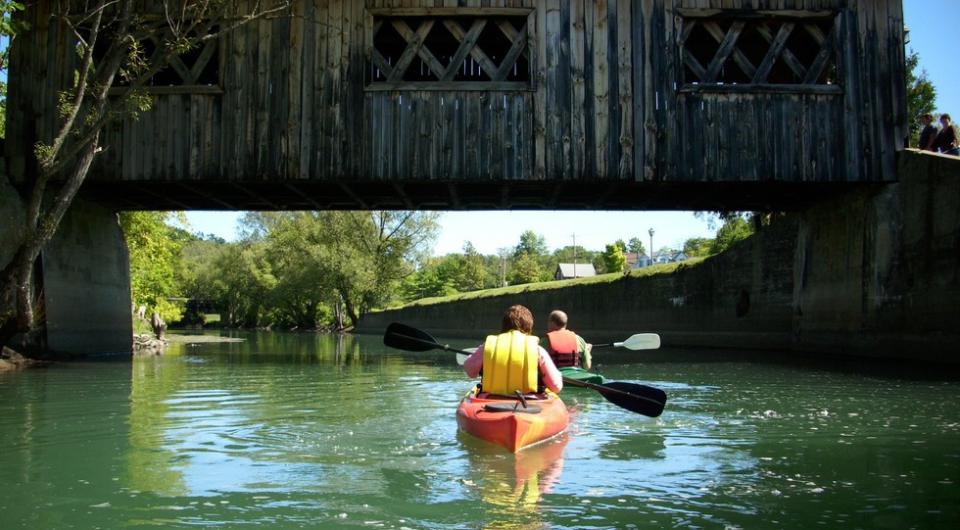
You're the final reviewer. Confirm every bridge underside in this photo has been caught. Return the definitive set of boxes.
[81,179,873,212]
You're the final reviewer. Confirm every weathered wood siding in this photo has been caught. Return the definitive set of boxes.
[5,0,906,205]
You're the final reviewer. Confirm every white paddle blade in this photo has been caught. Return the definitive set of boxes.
[456,352,470,365]
[618,333,661,350]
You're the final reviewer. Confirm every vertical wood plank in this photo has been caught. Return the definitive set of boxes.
[617,0,633,180]
[593,0,610,178]
[532,7,546,179]
[570,0,586,179]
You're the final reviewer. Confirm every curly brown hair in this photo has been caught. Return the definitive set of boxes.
[501,304,534,334]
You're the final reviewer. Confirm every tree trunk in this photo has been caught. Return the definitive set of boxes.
[341,291,360,328]
[334,296,344,331]
[0,140,100,353]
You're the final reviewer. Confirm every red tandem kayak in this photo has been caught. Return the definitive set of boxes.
[456,387,570,453]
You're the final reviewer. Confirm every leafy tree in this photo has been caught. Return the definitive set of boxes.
[683,237,713,258]
[905,48,937,146]
[0,1,291,351]
[261,213,334,329]
[213,243,273,328]
[402,259,458,300]
[294,211,439,326]
[508,252,543,285]
[602,243,626,273]
[592,254,607,274]
[120,212,185,323]
[455,242,488,292]
[627,237,646,255]
[513,230,548,259]
[710,216,755,254]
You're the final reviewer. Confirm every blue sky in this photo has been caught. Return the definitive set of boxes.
[3,3,954,255]
[184,210,717,256]
[903,0,959,115]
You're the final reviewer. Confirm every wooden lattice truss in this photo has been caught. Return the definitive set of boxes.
[370,16,529,86]
[100,19,221,94]
[145,32,219,86]
[681,16,837,86]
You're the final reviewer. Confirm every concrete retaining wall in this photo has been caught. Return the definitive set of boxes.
[359,219,799,352]
[358,151,960,362]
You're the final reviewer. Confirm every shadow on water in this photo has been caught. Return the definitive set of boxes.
[591,346,960,381]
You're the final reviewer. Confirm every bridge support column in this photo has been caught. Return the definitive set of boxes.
[41,199,133,355]
[793,151,960,360]
[2,169,132,356]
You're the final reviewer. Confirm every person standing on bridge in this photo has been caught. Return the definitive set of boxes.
[543,310,592,371]
[933,114,959,156]
[918,113,939,151]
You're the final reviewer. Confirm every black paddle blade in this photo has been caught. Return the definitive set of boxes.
[383,322,441,352]
[599,381,667,417]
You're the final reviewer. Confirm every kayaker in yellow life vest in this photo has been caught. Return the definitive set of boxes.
[462,304,563,394]
[544,310,592,370]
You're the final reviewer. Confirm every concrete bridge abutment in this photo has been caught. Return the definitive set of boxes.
[2,170,132,356]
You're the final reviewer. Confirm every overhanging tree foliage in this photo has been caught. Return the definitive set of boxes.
[0,1,290,352]
[0,1,26,139]
[120,211,187,324]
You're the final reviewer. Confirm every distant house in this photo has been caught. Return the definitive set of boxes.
[651,249,688,265]
[555,263,597,280]
[624,251,650,269]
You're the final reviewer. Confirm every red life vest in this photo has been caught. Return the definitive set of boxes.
[545,329,580,368]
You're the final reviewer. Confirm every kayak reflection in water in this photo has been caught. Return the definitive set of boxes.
[462,304,563,394]
[467,435,570,530]
[543,309,592,370]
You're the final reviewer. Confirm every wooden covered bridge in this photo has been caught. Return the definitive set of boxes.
[2,0,915,356]
[6,0,906,211]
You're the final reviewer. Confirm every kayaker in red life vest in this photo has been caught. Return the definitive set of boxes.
[544,310,592,370]
[462,304,563,394]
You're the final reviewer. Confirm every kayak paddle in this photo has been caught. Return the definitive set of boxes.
[449,332,661,364]
[561,378,666,417]
[383,322,667,418]
[383,322,473,356]
[592,333,661,351]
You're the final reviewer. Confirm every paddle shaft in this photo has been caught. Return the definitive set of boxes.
[390,331,463,355]
[562,377,665,407]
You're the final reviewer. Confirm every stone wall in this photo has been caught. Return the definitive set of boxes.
[358,150,960,362]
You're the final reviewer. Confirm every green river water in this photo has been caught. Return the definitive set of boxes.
[1,331,958,529]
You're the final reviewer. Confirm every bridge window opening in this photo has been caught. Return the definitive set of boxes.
[85,22,222,93]
[368,13,531,90]
[680,14,838,91]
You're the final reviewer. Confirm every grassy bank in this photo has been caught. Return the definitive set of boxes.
[384,258,707,310]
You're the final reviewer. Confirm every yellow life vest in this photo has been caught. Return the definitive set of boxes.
[481,330,540,395]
